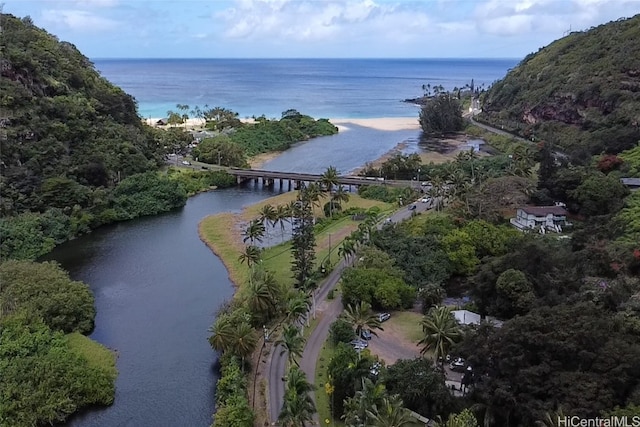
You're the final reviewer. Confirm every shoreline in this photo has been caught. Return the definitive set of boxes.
[143,116,420,132]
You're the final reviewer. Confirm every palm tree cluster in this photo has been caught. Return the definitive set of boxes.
[208,308,257,366]
[319,166,351,217]
[418,145,536,216]
[342,378,415,427]
[338,210,379,263]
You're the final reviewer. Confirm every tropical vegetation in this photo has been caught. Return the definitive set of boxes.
[0,261,117,427]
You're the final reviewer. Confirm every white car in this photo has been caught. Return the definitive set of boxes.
[378,313,390,322]
[420,197,431,203]
[181,160,191,165]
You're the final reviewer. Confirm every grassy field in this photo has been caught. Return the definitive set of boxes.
[199,192,392,291]
[65,332,117,378]
[387,311,424,343]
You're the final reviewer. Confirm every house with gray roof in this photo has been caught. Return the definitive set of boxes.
[510,205,570,233]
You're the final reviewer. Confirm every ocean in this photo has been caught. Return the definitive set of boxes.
[93,58,519,120]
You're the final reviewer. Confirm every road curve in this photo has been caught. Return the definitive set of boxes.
[268,201,431,425]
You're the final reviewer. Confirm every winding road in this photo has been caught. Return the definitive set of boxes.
[268,201,432,425]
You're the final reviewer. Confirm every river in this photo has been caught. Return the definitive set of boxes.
[46,126,420,426]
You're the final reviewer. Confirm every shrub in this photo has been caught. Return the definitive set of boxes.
[329,318,355,345]
[0,260,95,333]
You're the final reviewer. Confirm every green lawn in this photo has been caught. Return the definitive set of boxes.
[65,332,117,378]
[388,311,424,343]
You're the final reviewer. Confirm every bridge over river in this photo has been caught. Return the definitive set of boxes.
[225,167,412,189]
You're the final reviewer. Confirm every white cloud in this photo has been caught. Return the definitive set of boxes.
[215,0,442,43]
[473,0,640,36]
[42,9,119,31]
[74,0,120,7]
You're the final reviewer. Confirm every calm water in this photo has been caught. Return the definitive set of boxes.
[261,124,420,175]
[47,187,287,427]
[94,58,518,119]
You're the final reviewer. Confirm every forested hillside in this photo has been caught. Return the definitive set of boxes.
[0,14,197,260]
[480,14,640,159]
[0,14,164,214]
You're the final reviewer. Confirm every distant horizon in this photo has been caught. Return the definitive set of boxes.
[91,57,522,61]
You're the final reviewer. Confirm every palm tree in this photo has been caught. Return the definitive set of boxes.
[332,185,350,211]
[342,377,387,427]
[365,395,413,427]
[245,275,278,324]
[208,316,235,354]
[238,245,262,269]
[321,166,340,216]
[418,306,462,364]
[258,204,278,238]
[343,301,383,338]
[303,182,325,209]
[339,239,356,263]
[276,324,305,366]
[278,366,316,427]
[228,320,258,366]
[287,200,298,225]
[284,290,311,326]
[321,166,340,192]
[176,103,190,129]
[242,219,266,244]
[275,204,290,242]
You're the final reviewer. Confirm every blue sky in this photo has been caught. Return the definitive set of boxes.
[6,0,640,58]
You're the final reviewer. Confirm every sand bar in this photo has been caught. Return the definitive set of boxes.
[330,117,420,131]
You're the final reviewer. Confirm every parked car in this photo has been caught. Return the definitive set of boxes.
[181,160,191,165]
[449,357,466,372]
[420,197,431,203]
[369,361,382,376]
[360,329,372,340]
[378,313,391,322]
[350,339,368,349]
[408,204,417,211]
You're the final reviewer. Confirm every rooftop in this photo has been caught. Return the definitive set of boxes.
[621,177,640,187]
[518,206,568,216]
[452,310,481,326]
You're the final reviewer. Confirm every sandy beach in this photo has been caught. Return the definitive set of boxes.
[145,116,419,132]
[330,116,420,131]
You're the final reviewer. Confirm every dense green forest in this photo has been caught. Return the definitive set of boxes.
[0,14,240,261]
[480,14,640,160]
[191,109,339,165]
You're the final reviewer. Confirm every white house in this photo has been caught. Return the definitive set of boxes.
[510,206,569,233]
[452,310,481,326]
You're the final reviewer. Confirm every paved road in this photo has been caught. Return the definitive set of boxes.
[468,115,568,159]
[468,116,528,142]
[268,201,431,425]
